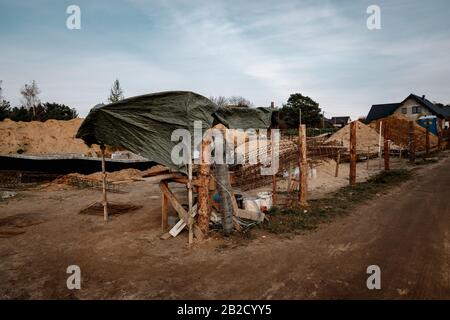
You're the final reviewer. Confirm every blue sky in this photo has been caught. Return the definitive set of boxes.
[1,0,449,119]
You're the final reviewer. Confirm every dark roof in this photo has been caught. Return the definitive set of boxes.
[366,103,400,122]
[405,94,450,118]
[366,94,450,122]
[331,116,351,124]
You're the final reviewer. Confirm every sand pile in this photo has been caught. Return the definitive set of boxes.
[369,114,438,151]
[327,121,382,152]
[55,168,145,185]
[55,165,170,185]
[0,118,101,155]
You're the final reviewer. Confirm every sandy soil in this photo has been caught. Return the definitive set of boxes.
[0,156,448,299]
[246,157,409,199]
[0,118,100,156]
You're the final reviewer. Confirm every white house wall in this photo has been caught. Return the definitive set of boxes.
[394,98,432,120]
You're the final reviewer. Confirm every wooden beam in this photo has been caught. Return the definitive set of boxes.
[159,181,189,223]
[349,121,357,185]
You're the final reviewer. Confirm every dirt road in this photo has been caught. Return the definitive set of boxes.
[1,157,449,299]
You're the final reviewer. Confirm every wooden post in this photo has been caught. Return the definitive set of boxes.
[100,145,108,222]
[298,124,307,206]
[161,193,168,231]
[409,121,415,164]
[187,163,193,245]
[349,121,357,186]
[335,150,340,177]
[366,146,370,170]
[438,119,443,151]
[271,129,277,206]
[426,125,430,156]
[384,122,390,171]
[378,121,383,169]
[197,138,210,235]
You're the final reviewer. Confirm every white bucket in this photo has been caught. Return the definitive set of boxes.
[257,192,273,210]
[243,198,261,213]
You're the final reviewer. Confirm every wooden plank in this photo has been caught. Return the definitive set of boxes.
[169,204,198,237]
[159,181,189,223]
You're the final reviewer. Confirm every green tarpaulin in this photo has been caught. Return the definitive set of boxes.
[76,91,274,171]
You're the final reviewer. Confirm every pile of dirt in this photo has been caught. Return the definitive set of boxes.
[0,118,101,155]
[57,168,145,184]
[369,114,439,151]
[49,166,170,190]
[327,121,382,152]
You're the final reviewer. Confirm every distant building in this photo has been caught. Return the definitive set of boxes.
[330,116,351,128]
[367,94,450,123]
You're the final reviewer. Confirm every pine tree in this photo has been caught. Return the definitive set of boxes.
[108,79,124,103]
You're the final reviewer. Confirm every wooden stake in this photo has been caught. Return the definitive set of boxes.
[197,138,210,235]
[409,121,415,164]
[367,146,370,170]
[384,123,390,171]
[438,119,443,151]
[271,128,277,206]
[335,150,340,177]
[378,121,383,169]
[100,145,108,222]
[298,124,307,206]
[187,163,193,246]
[161,192,168,231]
[349,121,357,186]
[426,125,430,156]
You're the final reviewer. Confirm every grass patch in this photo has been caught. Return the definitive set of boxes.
[262,169,412,235]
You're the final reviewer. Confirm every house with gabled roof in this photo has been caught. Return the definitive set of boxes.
[366,94,450,127]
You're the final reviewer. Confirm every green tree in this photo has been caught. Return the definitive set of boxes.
[108,79,124,103]
[280,93,322,128]
[20,80,41,118]
[39,102,78,121]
